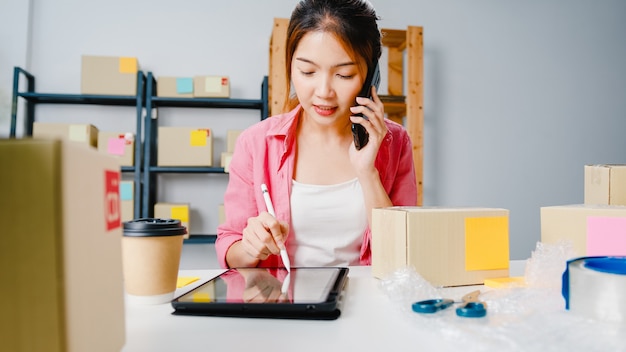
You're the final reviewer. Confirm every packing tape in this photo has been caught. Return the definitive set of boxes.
[562,256,626,323]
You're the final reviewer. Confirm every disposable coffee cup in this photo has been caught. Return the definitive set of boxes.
[122,218,187,305]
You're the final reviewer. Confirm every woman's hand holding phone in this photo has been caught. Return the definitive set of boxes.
[349,85,388,174]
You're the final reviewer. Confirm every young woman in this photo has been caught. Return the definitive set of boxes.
[216,0,417,268]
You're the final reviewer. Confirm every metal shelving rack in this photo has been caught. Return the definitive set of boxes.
[141,72,269,242]
[10,66,146,218]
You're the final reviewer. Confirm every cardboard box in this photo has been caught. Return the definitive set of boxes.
[81,55,139,96]
[193,75,230,98]
[584,164,626,206]
[154,202,190,239]
[221,152,233,173]
[371,207,510,286]
[0,139,125,352]
[156,76,194,98]
[97,131,134,166]
[540,204,626,257]
[218,204,225,225]
[226,129,242,153]
[121,180,134,222]
[157,127,213,166]
[33,122,98,148]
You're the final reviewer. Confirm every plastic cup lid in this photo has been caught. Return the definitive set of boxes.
[123,218,187,237]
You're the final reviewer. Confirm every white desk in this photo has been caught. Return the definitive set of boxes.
[122,261,623,352]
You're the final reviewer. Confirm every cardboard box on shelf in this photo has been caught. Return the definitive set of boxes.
[33,122,98,148]
[81,55,139,96]
[0,139,125,352]
[540,204,626,258]
[97,131,134,166]
[157,127,213,166]
[226,129,242,153]
[154,202,190,239]
[221,152,233,173]
[193,75,230,98]
[584,164,626,206]
[156,76,194,98]
[121,180,134,222]
[371,207,510,287]
[218,204,225,225]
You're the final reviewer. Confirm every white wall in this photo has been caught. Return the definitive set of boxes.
[2,0,626,259]
[0,0,31,135]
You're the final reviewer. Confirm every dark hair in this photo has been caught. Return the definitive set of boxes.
[283,0,381,112]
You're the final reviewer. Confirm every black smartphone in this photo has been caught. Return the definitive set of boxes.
[352,63,381,150]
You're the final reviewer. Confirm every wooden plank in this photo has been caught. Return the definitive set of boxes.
[387,114,404,125]
[387,46,404,96]
[381,29,406,50]
[269,18,289,116]
[406,26,424,205]
[382,101,406,116]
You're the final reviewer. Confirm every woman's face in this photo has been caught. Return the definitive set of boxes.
[291,31,365,127]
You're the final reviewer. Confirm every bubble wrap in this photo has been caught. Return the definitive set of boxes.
[378,241,625,351]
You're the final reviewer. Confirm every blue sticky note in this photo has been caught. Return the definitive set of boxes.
[120,182,133,201]
[176,78,193,94]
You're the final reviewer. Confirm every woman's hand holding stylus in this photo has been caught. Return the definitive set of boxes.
[240,212,289,262]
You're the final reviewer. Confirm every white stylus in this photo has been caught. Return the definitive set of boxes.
[261,183,291,272]
[281,273,291,295]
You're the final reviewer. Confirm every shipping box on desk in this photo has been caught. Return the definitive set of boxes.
[157,127,213,166]
[541,204,626,258]
[372,207,510,287]
[0,139,125,352]
[584,164,626,206]
[33,122,98,148]
[81,55,139,95]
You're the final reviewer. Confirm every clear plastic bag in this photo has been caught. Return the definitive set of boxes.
[378,241,625,351]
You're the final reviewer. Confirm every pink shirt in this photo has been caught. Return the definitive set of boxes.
[216,105,417,268]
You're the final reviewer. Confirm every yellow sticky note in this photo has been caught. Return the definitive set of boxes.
[176,276,199,288]
[192,292,212,302]
[465,216,509,271]
[484,277,525,288]
[119,57,138,74]
[190,129,208,146]
[205,77,221,93]
[68,125,87,142]
[171,206,189,223]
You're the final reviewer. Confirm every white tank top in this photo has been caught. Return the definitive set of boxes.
[288,178,368,266]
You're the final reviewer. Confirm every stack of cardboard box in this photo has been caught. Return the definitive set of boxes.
[541,164,626,258]
[32,122,136,222]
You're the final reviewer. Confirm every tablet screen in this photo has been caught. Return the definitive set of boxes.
[175,267,340,304]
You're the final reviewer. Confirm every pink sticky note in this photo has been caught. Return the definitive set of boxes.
[587,216,626,256]
[107,137,126,156]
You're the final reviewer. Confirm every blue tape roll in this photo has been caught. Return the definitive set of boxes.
[562,256,626,322]
[584,257,626,275]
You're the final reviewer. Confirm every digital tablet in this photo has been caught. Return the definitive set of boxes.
[171,267,349,320]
